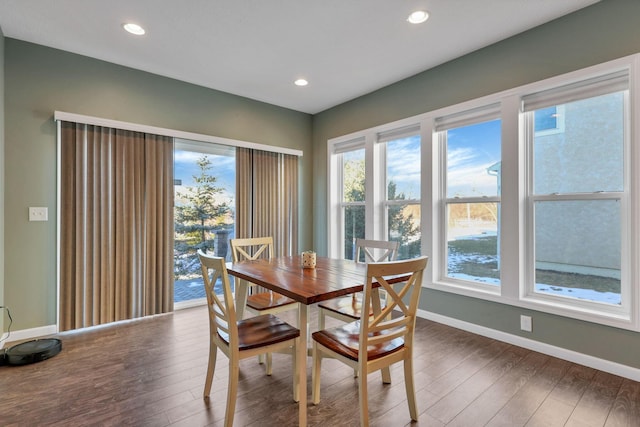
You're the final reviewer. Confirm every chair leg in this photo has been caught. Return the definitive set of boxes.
[203,343,218,397]
[225,361,240,427]
[381,366,392,384]
[318,307,326,330]
[358,367,369,427]
[312,342,322,404]
[292,339,299,402]
[266,352,273,375]
[404,356,418,421]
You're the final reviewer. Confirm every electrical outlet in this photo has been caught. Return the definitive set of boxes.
[29,207,48,222]
[520,315,532,332]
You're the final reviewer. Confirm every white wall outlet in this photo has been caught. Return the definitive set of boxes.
[520,315,532,332]
[29,207,48,222]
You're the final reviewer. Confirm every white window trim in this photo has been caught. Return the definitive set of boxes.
[54,111,303,157]
[327,53,640,332]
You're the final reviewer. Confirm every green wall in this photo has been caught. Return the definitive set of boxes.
[0,27,4,337]
[312,0,640,368]
[4,39,312,331]
[4,0,640,371]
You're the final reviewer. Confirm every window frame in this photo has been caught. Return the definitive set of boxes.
[379,128,422,259]
[328,120,423,259]
[435,106,502,292]
[327,53,640,331]
[328,137,367,259]
[522,84,632,320]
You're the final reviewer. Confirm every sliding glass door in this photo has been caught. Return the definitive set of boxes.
[173,139,236,306]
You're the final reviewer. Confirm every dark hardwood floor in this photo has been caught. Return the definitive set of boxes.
[1,305,639,426]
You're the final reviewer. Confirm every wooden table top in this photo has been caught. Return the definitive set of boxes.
[227,255,407,305]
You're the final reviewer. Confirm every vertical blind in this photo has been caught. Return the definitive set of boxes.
[235,148,299,258]
[59,121,174,331]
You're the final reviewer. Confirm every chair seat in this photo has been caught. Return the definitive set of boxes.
[246,292,297,311]
[318,296,384,320]
[218,314,300,351]
[312,320,404,362]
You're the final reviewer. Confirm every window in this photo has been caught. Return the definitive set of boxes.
[329,125,421,261]
[174,139,236,305]
[333,139,366,260]
[328,56,638,330]
[436,105,502,289]
[534,105,565,136]
[523,72,628,312]
[381,129,421,260]
[342,149,366,259]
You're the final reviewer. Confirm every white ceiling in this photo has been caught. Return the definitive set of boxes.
[0,0,600,114]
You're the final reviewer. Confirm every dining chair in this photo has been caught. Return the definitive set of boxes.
[229,236,299,374]
[198,251,301,427]
[311,256,429,427]
[317,238,400,330]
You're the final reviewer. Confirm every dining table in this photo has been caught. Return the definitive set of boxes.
[227,254,410,427]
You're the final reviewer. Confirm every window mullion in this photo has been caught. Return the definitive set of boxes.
[499,95,523,301]
[367,134,382,240]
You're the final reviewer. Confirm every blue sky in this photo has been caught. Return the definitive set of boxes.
[446,119,501,198]
[384,120,501,199]
[386,136,421,199]
[174,149,236,202]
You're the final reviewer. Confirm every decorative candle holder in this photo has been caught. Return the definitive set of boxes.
[302,250,317,268]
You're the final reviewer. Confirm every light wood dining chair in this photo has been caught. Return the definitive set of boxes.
[311,256,429,427]
[229,236,299,374]
[198,251,301,427]
[317,238,400,330]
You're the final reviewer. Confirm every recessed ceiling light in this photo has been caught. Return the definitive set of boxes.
[123,23,145,35]
[407,10,429,24]
[294,79,309,87]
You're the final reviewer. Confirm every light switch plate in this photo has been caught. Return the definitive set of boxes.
[29,207,48,221]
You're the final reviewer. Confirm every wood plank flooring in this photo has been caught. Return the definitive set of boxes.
[1,305,639,426]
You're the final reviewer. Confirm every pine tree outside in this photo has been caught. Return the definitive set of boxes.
[174,150,235,302]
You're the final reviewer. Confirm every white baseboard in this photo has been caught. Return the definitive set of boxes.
[417,309,640,382]
[1,324,58,347]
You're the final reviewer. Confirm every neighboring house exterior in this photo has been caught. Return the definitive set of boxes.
[533,94,623,281]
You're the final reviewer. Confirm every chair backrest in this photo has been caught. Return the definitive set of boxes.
[230,236,274,262]
[355,238,400,264]
[359,256,429,362]
[198,251,238,348]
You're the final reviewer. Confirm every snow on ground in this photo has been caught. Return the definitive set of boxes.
[449,272,621,305]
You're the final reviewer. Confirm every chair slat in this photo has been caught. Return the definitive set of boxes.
[317,239,400,328]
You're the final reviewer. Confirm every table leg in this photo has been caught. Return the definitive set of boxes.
[297,304,309,426]
[235,279,248,320]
